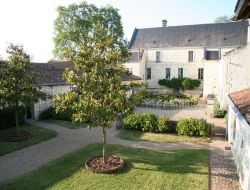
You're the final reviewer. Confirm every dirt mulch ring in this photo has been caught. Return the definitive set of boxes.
[85,155,125,174]
[5,131,32,142]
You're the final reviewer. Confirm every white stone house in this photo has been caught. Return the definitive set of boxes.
[227,88,250,190]
[124,20,249,96]
[218,19,250,108]
[32,61,141,120]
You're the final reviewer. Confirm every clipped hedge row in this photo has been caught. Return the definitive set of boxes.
[213,101,227,118]
[39,107,72,121]
[0,106,25,129]
[158,77,201,91]
[176,118,209,137]
[123,113,210,137]
[123,113,172,133]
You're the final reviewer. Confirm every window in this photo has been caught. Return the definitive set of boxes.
[178,68,183,79]
[156,51,161,62]
[146,68,151,79]
[198,68,204,80]
[165,68,171,79]
[205,50,219,60]
[188,51,194,62]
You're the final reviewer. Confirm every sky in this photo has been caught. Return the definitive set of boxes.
[0,0,237,62]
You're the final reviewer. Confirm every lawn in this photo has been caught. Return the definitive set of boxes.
[0,124,57,156]
[0,144,209,190]
[118,129,210,143]
[47,120,88,129]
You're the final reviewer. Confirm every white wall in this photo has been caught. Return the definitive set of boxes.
[219,45,250,108]
[125,47,234,96]
[228,99,250,190]
[34,85,71,120]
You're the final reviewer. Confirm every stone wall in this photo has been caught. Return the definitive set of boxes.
[218,45,250,108]
[227,98,250,190]
[33,85,71,120]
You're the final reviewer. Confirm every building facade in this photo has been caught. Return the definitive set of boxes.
[124,20,249,96]
[227,88,250,190]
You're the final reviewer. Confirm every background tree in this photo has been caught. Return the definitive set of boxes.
[0,44,46,135]
[53,2,132,163]
[214,15,236,23]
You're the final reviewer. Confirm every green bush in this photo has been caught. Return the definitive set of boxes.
[158,115,171,133]
[176,118,209,137]
[39,107,53,120]
[0,106,25,129]
[123,113,144,130]
[182,78,201,90]
[39,107,73,121]
[158,77,201,91]
[142,113,158,132]
[123,113,172,133]
[213,101,227,118]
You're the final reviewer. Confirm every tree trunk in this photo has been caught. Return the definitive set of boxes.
[15,102,20,134]
[102,127,107,164]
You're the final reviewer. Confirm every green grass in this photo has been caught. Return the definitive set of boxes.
[47,120,88,129]
[0,124,57,156]
[118,129,210,143]
[0,144,209,190]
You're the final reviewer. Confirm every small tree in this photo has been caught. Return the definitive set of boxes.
[53,2,132,163]
[0,44,46,134]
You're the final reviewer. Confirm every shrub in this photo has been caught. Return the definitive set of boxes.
[142,113,158,132]
[39,107,53,120]
[123,113,171,133]
[176,118,209,137]
[38,107,73,121]
[52,108,73,121]
[0,106,25,129]
[158,115,171,133]
[158,77,201,91]
[182,78,200,90]
[123,113,144,130]
[213,101,227,118]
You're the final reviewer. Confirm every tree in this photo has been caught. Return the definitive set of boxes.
[214,15,236,23]
[0,44,46,135]
[53,2,132,163]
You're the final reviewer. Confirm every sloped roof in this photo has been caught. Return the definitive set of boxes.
[229,88,250,124]
[33,61,141,86]
[129,21,248,49]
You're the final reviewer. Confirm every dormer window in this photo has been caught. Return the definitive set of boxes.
[156,51,161,62]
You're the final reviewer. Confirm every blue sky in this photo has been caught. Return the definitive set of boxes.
[0,0,237,62]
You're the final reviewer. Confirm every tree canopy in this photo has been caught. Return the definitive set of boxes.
[0,44,46,132]
[53,2,134,163]
[214,15,236,23]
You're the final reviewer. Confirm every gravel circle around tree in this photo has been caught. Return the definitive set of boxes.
[85,155,125,174]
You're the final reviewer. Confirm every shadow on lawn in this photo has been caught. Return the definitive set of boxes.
[0,144,209,190]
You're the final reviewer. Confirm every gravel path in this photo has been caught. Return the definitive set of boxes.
[0,104,240,190]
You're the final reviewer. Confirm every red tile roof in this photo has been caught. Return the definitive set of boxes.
[229,88,250,123]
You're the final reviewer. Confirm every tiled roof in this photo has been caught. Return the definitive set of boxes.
[229,88,250,123]
[33,61,141,86]
[129,20,248,49]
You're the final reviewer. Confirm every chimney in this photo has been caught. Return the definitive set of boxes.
[162,19,167,27]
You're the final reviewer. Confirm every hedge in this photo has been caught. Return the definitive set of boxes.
[123,113,172,133]
[0,106,25,129]
[39,107,73,121]
[158,77,201,91]
[176,118,209,137]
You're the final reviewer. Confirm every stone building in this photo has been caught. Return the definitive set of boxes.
[227,88,250,190]
[32,61,141,120]
[124,20,249,96]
